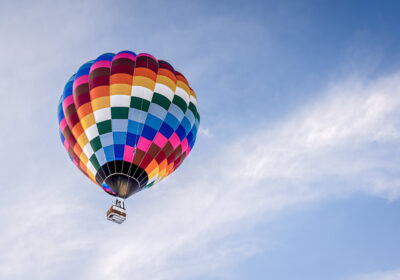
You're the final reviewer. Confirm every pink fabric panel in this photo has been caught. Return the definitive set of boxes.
[181,138,188,153]
[137,137,152,152]
[63,141,70,151]
[60,118,68,131]
[63,95,74,110]
[90,60,112,71]
[137,53,157,62]
[73,75,89,89]
[169,132,180,149]
[123,145,135,162]
[114,52,136,61]
[153,132,168,148]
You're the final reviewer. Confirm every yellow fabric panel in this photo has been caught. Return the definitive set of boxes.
[156,75,176,92]
[148,168,159,180]
[80,113,96,130]
[110,84,132,96]
[132,76,156,90]
[88,172,96,182]
[79,152,89,164]
[190,89,197,99]
[76,131,89,148]
[158,166,167,177]
[176,81,190,95]
[91,96,110,111]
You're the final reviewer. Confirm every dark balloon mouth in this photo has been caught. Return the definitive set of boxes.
[96,160,148,198]
[104,174,139,199]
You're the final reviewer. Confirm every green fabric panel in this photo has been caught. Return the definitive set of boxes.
[172,95,187,112]
[97,120,112,134]
[111,107,129,119]
[130,96,150,111]
[89,154,100,170]
[152,93,171,111]
[188,102,197,117]
[145,181,155,189]
[90,136,102,152]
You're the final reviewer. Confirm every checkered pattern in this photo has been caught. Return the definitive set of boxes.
[58,50,200,197]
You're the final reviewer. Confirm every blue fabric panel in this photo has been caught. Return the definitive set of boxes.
[126,132,139,146]
[76,61,93,78]
[114,144,125,160]
[113,132,126,144]
[95,53,115,62]
[185,110,195,127]
[118,50,136,57]
[129,108,147,123]
[176,124,186,141]
[103,145,115,162]
[164,113,180,130]
[148,103,167,120]
[112,119,128,132]
[59,131,65,143]
[159,122,174,139]
[181,117,191,134]
[100,132,113,146]
[127,120,143,134]
[57,108,64,124]
[168,103,184,121]
[187,131,193,145]
[95,150,107,165]
[145,114,162,130]
[141,125,157,140]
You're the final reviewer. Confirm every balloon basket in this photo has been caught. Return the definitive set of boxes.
[106,198,126,224]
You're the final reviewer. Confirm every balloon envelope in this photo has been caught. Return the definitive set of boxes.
[58,51,200,198]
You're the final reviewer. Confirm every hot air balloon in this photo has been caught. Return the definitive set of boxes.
[57,51,200,223]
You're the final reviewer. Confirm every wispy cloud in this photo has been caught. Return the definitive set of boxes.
[2,71,399,279]
[351,269,400,280]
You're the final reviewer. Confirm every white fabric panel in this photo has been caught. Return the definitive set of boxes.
[85,124,99,141]
[190,95,198,107]
[110,95,131,107]
[175,87,190,105]
[83,142,95,158]
[131,86,153,101]
[154,83,174,101]
[94,107,111,122]
[87,161,97,175]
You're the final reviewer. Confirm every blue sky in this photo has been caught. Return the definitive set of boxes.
[0,0,400,279]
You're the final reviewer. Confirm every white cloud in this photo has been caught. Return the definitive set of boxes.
[198,126,212,137]
[351,269,400,280]
[1,72,399,279]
